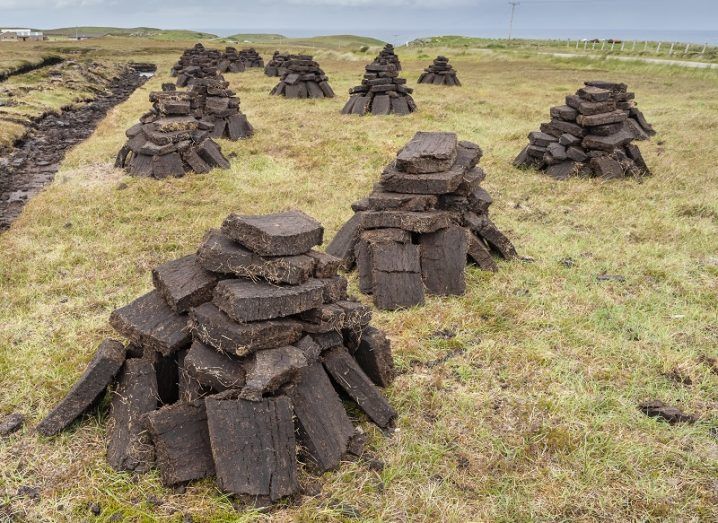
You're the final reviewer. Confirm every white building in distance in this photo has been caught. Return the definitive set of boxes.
[0,29,45,41]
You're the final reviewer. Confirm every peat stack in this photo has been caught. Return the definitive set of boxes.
[189,76,254,140]
[327,132,516,310]
[418,56,461,86]
[37,211,396,504]
[239,48,264,68]
[115,90,230,178]
[218,47,246,74]
[171,43,222,87]
[270,55,335,99]
[514,81,654,179]
[377,44,401,71]
[341,60,416,116]
[264,51,291,77]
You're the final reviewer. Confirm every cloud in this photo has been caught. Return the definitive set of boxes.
[279,0,475,5]
[0,0,106,7]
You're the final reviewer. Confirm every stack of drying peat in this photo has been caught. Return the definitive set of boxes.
[514,81,655,179]
[264,51,291,77]
[218,47,246,74]
[239,48,264,68]
[115,89,230,178]
[327,132,516,310]
[377,44,401,71]
[171,43,222,87]
[270,55,335,99]
[341,60,416,116]
[418,56,461,86]
[37,211,396,504]
[189,76,254,140]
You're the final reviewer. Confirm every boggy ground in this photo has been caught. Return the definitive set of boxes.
[0,66,147,230]
[0,38,717,522]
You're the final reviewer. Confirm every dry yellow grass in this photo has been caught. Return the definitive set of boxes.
[0,38,717,522]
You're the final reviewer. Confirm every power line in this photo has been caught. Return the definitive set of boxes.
[508,1,520,40]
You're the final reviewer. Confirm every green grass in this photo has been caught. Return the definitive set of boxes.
[410,35,718,64]
[0,39,717,522]
[225,34,288,43]
[225,33,386,50]
[43,27,218,40]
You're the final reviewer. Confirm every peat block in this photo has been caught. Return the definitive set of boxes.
[37,339,126,436]
[205,393,298,501]
[197,228,316,285]
[189,302,303,357]
[109,290,191,356]
[395,132,458,174]
[322,347,397,428]
[213,278,326,322]
[290,362,355,472]
[152,254,220,314]
[184,340,246,391]
[241,345,307,400]
[222,210,323,256]
[146,401,215,486]
[107,358,158,472]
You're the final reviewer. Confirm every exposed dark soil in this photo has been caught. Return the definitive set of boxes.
[0,67,148,230]
[0,56,65,83]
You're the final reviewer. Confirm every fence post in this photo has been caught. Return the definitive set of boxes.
[610,41,615,50]
[643,41,648,51]
[683,43,690,55]
[668,42,675,55]
[576,40,579,49]
[632,40,636,51]
[656,42,662,54]
[621,41,625,51]
[601,40,606,50]
[592,41,596,50]
[701,43,707,55]
[584,40,588,50]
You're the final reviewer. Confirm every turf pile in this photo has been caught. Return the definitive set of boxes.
[171,43,222,87]
[188,76,254,140]
[270,55,335,99]
[514,80,655,179]
[218,47,246,74]
[238,48,264,68]
[341,59,416,116]
[418,56,461,86]
[36,211,396,504]
[114,87,230,178]
[327,131,517,310]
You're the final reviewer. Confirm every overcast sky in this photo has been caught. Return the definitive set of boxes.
[2,0,717,42]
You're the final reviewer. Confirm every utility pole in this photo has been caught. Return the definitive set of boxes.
[508,2,520,40]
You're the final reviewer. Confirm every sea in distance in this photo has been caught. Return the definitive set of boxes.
[201,28,718,46]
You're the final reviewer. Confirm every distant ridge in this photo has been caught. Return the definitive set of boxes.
[43,27,218,40]
[224,33,386,48]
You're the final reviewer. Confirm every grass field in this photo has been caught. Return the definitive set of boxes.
[1,36,717,522]
[43,27,218,40]
[410,36,718,64]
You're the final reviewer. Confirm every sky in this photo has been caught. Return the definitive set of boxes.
[2,0,717,43]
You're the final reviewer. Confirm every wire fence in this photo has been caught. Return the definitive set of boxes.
[408,37,718,63]
[563,39,717,61]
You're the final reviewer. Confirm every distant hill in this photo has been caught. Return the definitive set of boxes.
[224,33,386,48]
[225,34,287,43]
[43,27,217,40]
